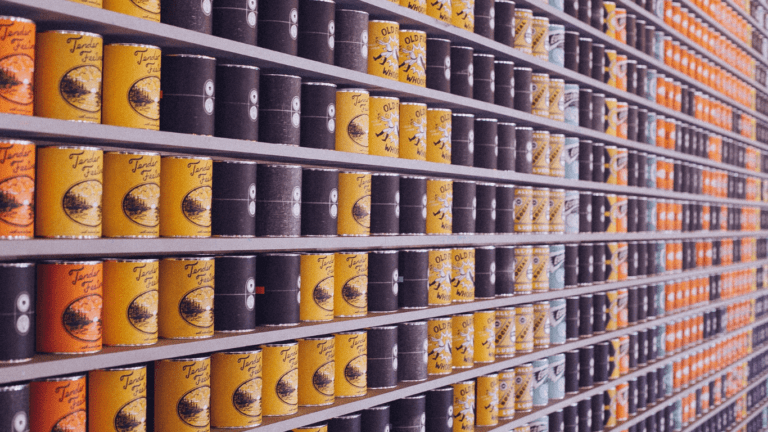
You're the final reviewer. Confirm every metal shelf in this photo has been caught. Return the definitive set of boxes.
[725,393,768,432]
[721,0,768,48]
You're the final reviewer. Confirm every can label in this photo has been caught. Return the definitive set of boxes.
[532,246,549,292]
[300,254,334,322]
[513,187,533,233]
[154,358,212,430]
[477,375,499,426]
[338,172,371,236]
[104,0,160,20]
[452,314,474,368]
[564,85,579,126]
[548,245,565,291]
[549,189,565,233]
[549,80,565,122]
[616,382,628,421]
[426,108,452,164]
[549,299,567,344]
[606,147,628,185]
[609,338,620,379]
[549,134,565,177]
[89,367,148,431]
[369,96,400,158]
[499,370,516,418]
[427,0,452,22]
[564,190,579,233]
[473,310,495,363]
[335,332,366,398]
[532,17,549,60]
[453,381,476,430]
[531,74,550,118]
[533,302,550,348]
[548,354,566,399]
[212,351,263,426]
[548,25,565,65]
[604,387,616,427]
[531,188,549,233]
[0,140,34,238]
[514,247,534,294]
[515,305,534,352]
[427,179,452,234]
[532,131,550,175]
[532,360,548,406]
[619,335,629,374]
[428,249,452,305]
[452,248,475,302]
[428,318,453,374]
[606,290,618,331]
[336,90,370,154]
[605,98,618,136]
[514,364,533,411]
[31,376,87,432]
[262,344,298,415]
[514,9,533,54]
[103,152,160,237]
[451,0,475,30]
[399,30,426,87]
[103,259,158,346]
[368,21,400,80]
[607,195,628,233]
[334,252,367,317]
[103,44,160,129]
[495,307,516,357]
[400,103,427,160]
[159,156,212,237]
[298,338,335,406]
[0,18,35,116]
[159,258,214,339]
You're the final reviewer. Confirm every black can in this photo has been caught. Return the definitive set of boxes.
[497,122,516,170]
[392,395,427,431]
[399,176,427,234]
[475,118,498,169]
[636,374,647,411]
[628,379,637,414]
[370,173,400,235]
[362,405,390,432]
[452,113,475,167]
[496,246,515,297]
[594,341,609,383]
[214,64,260,141]
[329,413,362,432]
[427,38,451,93]
[578,0,592,24]
[496,185,515,233]
[579,345,594,387]
[592,243,606,283]
[591,0,604,29]
[260,74,302,145]
[591,393,604,431]
[629,332,638,369]
[564,404,578,432]
[451,46,474,98]
[566,296,580,340]
[335,9,369,73]
[300,82,337,150]
[495,0,516,45]
[398,321,428,382]
[212,160,257,237]
[452,181,476,234]
[579,89,593,129]
[578,140,593,181]
[256,164,302,237]
[398,250,429,309]
[578,243,594,285]
[258,0,299,55]
[565,350,580,393]
[367,325,398,388]
[0,263,34,362]
[577,190,592,232]
[627,105,638,141]
[475,246,496,299]
[593,293,606,333]
[426,387,454,432]
[476,183,496,234]
[369,251,399,313]
[213,0,258,44]
[514,67,533,113]
[298,0,335,64]
[592,142,605,182]
[160,54,216,136]
[579,294,593,337]
[493,61,516,110]
[591,193,606,232]
[0,383,29,431]
[627,286,639,324]
[214,255,257,332]
[635,20,646,52]
[473,53,495,103]
[474,0,495,38]
[626,14,637,46]
[627,197,638,232]
[578,38,592,77]
[301,168,339,236]
[565,244,579,287]
[591,93,605,132]
[551,410,565,432]
[162,0,213,33]
[565,32,580,71]
[255,253,300,325]
[516,126,534,173]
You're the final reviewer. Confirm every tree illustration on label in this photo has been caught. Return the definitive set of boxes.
[344,355,367,387]
[128,76,160,120]
[342,275,368,309]
[313,276,334,311]
[312,361,335,396]
[52,410,86,432]
[114,397,147,432]
[0,54,34,105]
[276,368,298,405]
[123,183,160,227]
[63,180,103,227]
[182,186,212,227]
[352,195,371,228]
[128,290,158,334]
[177,386,210,427]
[0,175,34,226]
[347,114,369,148]
[130,0,160,14]
[62,294,103,341]
[179,287,214,328]
[60,65,102,112]
[233,378,262,417]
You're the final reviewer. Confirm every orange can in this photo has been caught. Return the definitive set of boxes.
[102,258,158,346]
[36,260,103,354]
[88,366,148,432]
[211,349,263,427]
[0,16,35,115]
[0,139,35,238]
[30,375,86,432]
[154,356,211,431]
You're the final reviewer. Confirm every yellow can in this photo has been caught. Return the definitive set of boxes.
[399,30,427,87]
[154,357,211,432]
[549,79,565,122]
[262,342,299,416]
[368,20,400,80]
[532,130,550,175]
[474,310,495,363]
[369,96,400,158]
[532,246,550,292]
[532,74,550,118]
[477,373,499,426]
[335,330,367,398]
[211,349,263,428]
[499,368,516,419]
[35,31,103,123]
[609,338,621,379]
[102,43,160,129]
[451,0,475,30]
[104,0,160,21]
[334,251,368,317]
[452,248,475,302]
[336,89,370,154]
[159,156,212,237]
[532,17,549,60]
[514,186,534,233]
[605,98,618,137]
[158,257,214,339]
[604,386,617,427]
[514,426,530,432]
[549,134,565,178]
[401,0,427,13]
[453,380,476,430]
[427,179,452,234]
[514,246,534,294]
[298,336,335,406]
[514,9,534,54]
[0,17,35,117]
[515,304,534,352]
[514,363,533,412]
[0,139,35,238]
[606,290,618,331]
[429,249,453,305]
[427,0,452,22]
[300,253,334,322]
[533,301,550,348]
[531,187,550,233]
[452,313,474,368]
[103,258,158,346]
[495,306,516,357]
[89,366,147,432]
[338,171,371,236]
[103,151,160,238]
[36,146,103,238]
[293,425,328,432]
[549,188,566,233]
[427,108,452,164]
[399,102,428,161]
[427,317,453,375]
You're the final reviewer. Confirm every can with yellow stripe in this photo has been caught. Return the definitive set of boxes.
[335,330,367,398]
[0,17,35,116]
[549,79,565,121]
[514,9,534,54]
[453,380,476,430]
[477,373,499,426]
[103,258,158,346]
[427,317,453,374]
[36,146,103,238]
[474,310,496,363]
[399,30,427,87]
[0,139,35,238]
[515,363,533,412]
[451,0,475,30]
[103,151,160,238]
[427,0,452,22]
[604,386,617,427]
[334,251,368,317]
[514,186,534,233]
[499,368,516,418]
[452,248,475,302]
[427,178,452,234]
[211,349,263,427]
[154,356,211,431]
[104,0,160,21]
[516,304,534,352]
[336,89,370,154]
[159,155,212,238]
[103,43,161,130]
[514,246,534,294]
[262,342,299,416]
[368,21,400,80]
[35,31,103,122]
[158,257,215,339]
[338,171,371,236]
[300,253,334,322]
[532,74,550,118]
[452,313,475,368]
[532,131,550,175]
[429,249,453,305]
[427,107,452,164]
[495,306,517,357]
[532,246,550,292]
[369,96,400,157]
[399,102,428,160]
[549,134,565,177]
[531,188,550,233]
[549,188,565,233]
[89,366,148,432]
[298,336,335,406]
[533,301,550,348]
[532,17,549,60]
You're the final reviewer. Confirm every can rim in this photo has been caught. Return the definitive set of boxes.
[426,107,451,112]
[162,155,212,161]
[475,245,495,250]
[1,139,34,145]
[336,330,366,335]
[0,262,34,268]
[399,320,426,326]
[426,37,451,42]
[335,413,362,419]
[402,248,430,253]
[369,19,399,24]
[165,53,216,60]
[161,256,215,261]
[300,335,335,341]
[337,88,369,93]
[403,394,426,400]
[372,172,399,177]
[40,259,101,265]
[494,60,515,65]
[260,163,301,169]
[371,95,399,101]
[340,170,371,175]
[108,42,161,49]
[400,29,427,35]
[42,145,101,151]
[35,374,85,382]
[455,379,476,385]
[370,249,398,254]
[0,16,34,23]
[163,356,210,362]
[105,258,159,263]
[400,102,426,106]
[0,383,28,391]
[452,113,475,118]
[476,118,498,122]
[337,8,369,14]
[474,53,495,58]
[221,348,262,354]
[364,405,390,411]
[106,150,160,156]
[453,313,473,317]
[104,365,146,371]
[262,73,301,79]
[303,167,339,172]
[401,175,427,180]
[550,78,566,83]
[263,341,297,347]
[370,324,398,329]
[42,30,101,37]
[259,252,301,257]
[302,82,337,87]
[214,159,257,165]
[218,64,260,70]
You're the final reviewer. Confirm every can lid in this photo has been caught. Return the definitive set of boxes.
[0,262,34,268]
[164,356,210,362]
[259,163,302,169]
[337,8,369,15]
[426,37,451,42]
[400,320,427,326]
[105,365,147,372]
[262,73,301,79]
[162,256,215,261]
[400,29,427,35]
[336,413,362,419]
[108,42,161,50]
[372,172,399,177]
[104,258,159,263]
[369,19,399,24]
[218,64,260,70]
[220,347,263,354]
[370,324,399,329]
[452,113,475,118]
[42,145,101,151]
[337,330,366,336]
[474,53,495,58]
[263,341,298,347]
[550,78,565,84]
[0,383,29,392]
[400,101,426,106]
[370,95,399,101]
[476,118,498,122]
[515,8,533,13]
[40,259,102,265]
[162,155,212,161]
[106,150,160,156]
[365,405,390,411]
[452,45,474,51]
[370,249,398,254]
[0,139,34,146]
[337,88,369,94]
[300,335,335,341]
[214,254,257,259]
[260,252,301,257]
[401,175,427,180]
[165,53,216,60]
[494,60,515,65]
[304,167,339,172]
[340,170,371,175]
[35,374,86,382]
[213,159,257,165]
[0,16,34,23]
[514,67,533,71]
[42,30,101,38]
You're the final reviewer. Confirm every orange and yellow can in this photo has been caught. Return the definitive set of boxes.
[103,151,160,237]
[532,246,550,292]
[159,155,212,237]
[335,331,367,398]
[102,43,161,129]
[427,317,453,374]
[158,257,214,339]
[474,310,496,363]
[499,368,516,418]
[399,102,427,161]
[427,0,452,22]
[495,306,516,357]
[88,366,148,432]
[514,363,533,412]
[30,375,87,432]
[102,258,158,346]
[338,172,371,236]
[336,89,370,154]
[298,336,335,406]
[427,178,452,234]
[211,349,263,427]
[427,107,452,164]
[0,16,35,116]
[334,251,368,317]
[453,380,476,429]
[369,96,400,158]
[300,253,334,322]
[0,139,34,238]
[154,356,211,431]
[514,186,534,233]
[368,21,400,80]
[531,188,550,233]
[451,0,475,30]
[477,373,499,426]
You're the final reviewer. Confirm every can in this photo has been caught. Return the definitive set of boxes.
[604,387,616,427]
[400,102,428,161]
[428,249,452,305]
[0,383,29,432]
[256,164,301,237]
[496,369,516,420]
[515,364,533,412]
[331,9,367,71]
[399,30,427,87]
[392,395,426,430]
[547,245,565,292]
[471,310,495,364]
[296,0,335,64]
[475,183,495,234]
[297,337,335,407]
[532,131,550,176]
[103,151,160,238]
[212,0,257,43]
[427,179,452,234]
[368,96,400,158]
[300,168,338,237]
[549,24,565,66]
[451,0,475,30]
[477,374,499,426]
[564,190,579,234]
[426,37,451,93]
[337,171,371,236]
[367,325,398,389]
[0,263,34,362]
[34,31,102,123]
[516,304,534,352]
[495,62,515,109]
[159,155,212,238]
[548,354,566,400]
[397,321,428,382]
[495,306,516,357]
[513,186,533,233]
[36,260,102,354]
[549,188,565,234]
[549,135,565,179]
[256,342,299,417]
[300,83,337,150]
[0,18,33,112]
[367,250,398,313]
[259,74,301,145]
[532,246,550,293]
[514,67,533,113]
[160,55,216,136]
[212,350,264,428]
[616,382,628,421]
[532,17,549,60]
[102,259,158,346]
[532,73,550,118]
[334,252,368,317]
[532,359,549,407]
[563,85,579,127]
[30,375,86,432]
[534,302,550,349]
[335,330,367,397]
[89,366,149,432]
[336,89,370,155]
[450,248,474,303]
[256,0,299,54]
[514,9,534,54]
[426,108,452,164]
[549,298,566,345]
[452,313,474,368]
[474,118,497,169]
[605,146,628,186]
[426,387,454,430]
[0,139,34,238]
[213,256,256,332]
[368,20,400,80]
[158,257,214,339]
[102,43,161,130]
[428,317,452,375]
[427,0,452,21]
[513,246,534,294]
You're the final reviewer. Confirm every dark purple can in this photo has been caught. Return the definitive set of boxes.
[473,53,495,103]
[212,160,257,237]
[335,9,369,73]
[371,173,400,235]
[368,250,399,313]
[160,54,216,136]
[214,255,257,332]
[0,263,34,362]
[400,176,427,234]
[398,250,429,309]
[213,0,258,44]
[297,0,335,64]
[498,122,516,170]
[258,0,299,55]
[255,253,300,325]
[259,74,302,145]
[300,82,337,150]
[451,45,474,98]
[162,0,213,33]
[495,61,515,108]
[215,64,260,141]
[475,118,498,169]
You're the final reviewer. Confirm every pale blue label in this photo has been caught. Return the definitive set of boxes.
[548,354,566,400]
[665,364,674,397]
[549,245,566,290]
[549,25,565,65]
[646,112,657,145]
[550,298,567,344]
[646,199,657,232]
[564,190,579,233]
[655,284,666,317]
[646,69,657,102]
[530,416,549,432]
[646,155,657,188]
[654,31,665,61]
[655,242,666,273]
[657,324,666,357]
[564,137,580,179]
[532,359,549,406]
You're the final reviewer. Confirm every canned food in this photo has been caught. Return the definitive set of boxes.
[451,0,475,30]
[30,375,86,432]
[399,30,427,87]
[532,74,550,118]
[300,253,334,322]
[102,43,161,129]
[451,248,475,302]
[426,108,452,164]
[158,257,214,339]
[160,156,212,238]
[89,366,148,431]
[516,304,534,352]
[428,249,452,305]
[0,17,35,116]
[298,337,335,406]
[427,317,452,374]
[514,9,534,54]
[534,301,550,348]
[532,246,549,292]
[452,313,474,368]
[0,139,34,238]
[495,306,516,357]
[103,151,160,238]
[427,179,452,234]
[399,102,428,161]
[474,310,496,363]
[103,258,158,346]
[334,252,368,317]
[477,374,499,426]
[369,96,400,158]
[338,172,371,236]
[531,188,550,233]
[211,350,262,427]
[514,186,534,233]
[368,21,400,80]
[515,364,533,412]
[335,331,367,398]
[154,357,211,430]
[336,89,370,154]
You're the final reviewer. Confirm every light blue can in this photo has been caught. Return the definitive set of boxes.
[532,358,549,406]
[549,245,565,290]
[564,85,580,126]
[657,324,666,357]
[664,364,674,397]
[655,284,666,317]
[530,415,549,432]
[549,0,565,10]
[645,69,657,102]
[646,199,657,232]
[653,31,665,61]
[564,190,579,233]
[645,155,657,188]
[549,25,565,66]
[655,241,666,274]
[653,0,665,18]
[646,111,657,145]
[564,137,579,179]
[547,354,566,400]
[549,298,567,344]
[673,400,682,429]
[762,407,767,428]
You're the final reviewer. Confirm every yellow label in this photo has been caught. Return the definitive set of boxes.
[427,318,453,374]
[399,30,427,87]
[604,387,617,427]
[298,337,335,406]
[427,0,452,22]
[453,381,476,430]
[532,18,549,60]
[548,134,565,178]
[549,80,565,121]
[452,314,474,368]
[498,370,516,418]
[369,96,400,157]
[334,252,368,317]
[427,179,452,234]
[427,108,452,164]
[158,258,214,339]
[532,75,550,118]
[103,259,158,346]
[515,306,534,352]
[336,90,370,154]
[429,249,453,305]
[495,308,516,357]
[513,247,534,294]
[474,310,495,363]
[159,156,212,237]
[476,374,499,426]
[262,344,298,416]
[514,10,533,54]
[513,187,533,233]
[451,248,475,302]
[451,0,475,31]
[300,254,334,322]
[103,0,160,21]
[531,188,550,233]
[532,247,550,292]
[605,98,618,137]
[154,358,211,432]
[368,21,400,80]
[606,290,618,331]
[514,364,533,411]
[401,0,426,13]
[338,172,371,236]
[399,103,427,160]
[89,367,147,432]
[211,351,262,427]
[533,302,550,348]
[335,332,367,397]
[532,131,550,175]
[103,152,160,238]
[549,189,565,233]
[103,44,160,130]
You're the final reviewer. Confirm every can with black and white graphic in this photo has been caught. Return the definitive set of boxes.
[398,250,428,309]
[256,164,302,237]
[214,64,259,141]
[258,0,300,55]
[259,74,302,145]
[0,263,34,362]
[297,0,335,64]
[214,255,257,332]
[426,38,451,92]
[300,82,337,150]
[335,9,369,73]
[301,168,338,236]
[368,250,399,313]
[212,160,257,237]
[398,321,428,382]
[367,325,398,389]
[370,173,400,235]
[256,253,301,326]
[160,54,216,136]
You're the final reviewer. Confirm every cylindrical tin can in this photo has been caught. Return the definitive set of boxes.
[160,0,213,32]
[102,43,160,130]
[102,258,158,346]
[452,313,474,368]
[89,366,148,431]
[532,246,549,293]
[495,62,515,109]
[338,171,371,236]
[335,89,370,155]
[450,113,474,166]
[514,186,533,233]
[427,179,452,234]
[427,0,452,21]
[257,0,299,54]
[549,298,566,345]
[259,74,301,145]
[367,325,397,389]
[334,252,368,317]
[36,146,103,238]
[211,350,262,427]
[516,304,534,352]
[564,190,579,234]
[515,364,533,412]
[549,24,565,66]
[0,17,34,113]
[549,134,565,178]
[301,168,338,237]
[0,263,35,362]
[532,358,549,406]
[159,155,212,238]
[474,310,495,363]
[213,255,256,332]
[30,375,86,432]
[453,380,476,430]
[0,383,29,432]
[474,118,497,169]
[0,139,34,238]
[496,185,514,234]
[335,330,367,397]
[36,260,102,353]
[548,353,566,400]
[335,9,369,73]
[452,181,476,234]
[531,73,550,118]
[397,321,428,382]
[398,250,428,309]
[154,357,212,431]
[368,250,398,313]
[159,257,214,339]
[451,0,475,30]
[514,67,532,113]
[211,160,257,237]
[473,53,495,103]
[426,108,452,164]
[213,64,260,141]
[160,54,216,136]
[428,317,452,375]
[514,246,534,294]
[605,146,628,186]
[426,38,451,93]
[498,369,516,419]
[451,248,475,302]
[564,85,579,127]
[35,31,102,123]
[532,131,550,176]
[514,126,533,173]
[369,173,399,235]
[400,102,427,161]
[261,342,299,416]
[399,30,427,87]
[103,151,160,238]
[425,387,453,431]
[212,0,258,43]
[368,20,399,80]
[256,164,301,237]
[297,0,335,64]
[369,96,400,158]
[497,122,515,170]
[549,188,565,233]
[495,306,516,357]
[534,301,550,348]
[514,9,534,54]
[392,395,426,431]
[477,373,499,426]
[298,337,335,407]
[531,188,549,234]
[428,249,452,305]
